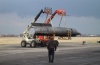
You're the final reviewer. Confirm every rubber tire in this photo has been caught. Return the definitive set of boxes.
[30,41,36,48]
[21,40,26,47]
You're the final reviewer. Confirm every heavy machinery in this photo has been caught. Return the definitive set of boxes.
[45,9,66,24]
[21,8,80,48]
[35,9,67,46]
[21,8,67,47]
[21,8,46,47]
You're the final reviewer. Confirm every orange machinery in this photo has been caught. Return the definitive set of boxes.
[37,9,66,44]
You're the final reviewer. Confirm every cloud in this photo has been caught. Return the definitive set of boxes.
[0,13,49,34]
[0,13,100,35]
[0,0,100,18]
[0,13,34,34]
[65,16,100,34]
[51,15,100,35]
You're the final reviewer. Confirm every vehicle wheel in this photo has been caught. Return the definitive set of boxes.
[21,40,26,47]
[54,40,59,46]
[30,41,36,48]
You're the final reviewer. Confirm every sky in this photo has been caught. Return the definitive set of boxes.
[0,0,100,35]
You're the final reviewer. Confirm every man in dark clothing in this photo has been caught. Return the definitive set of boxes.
[47,37,57,63]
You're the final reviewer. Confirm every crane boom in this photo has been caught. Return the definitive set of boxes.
[34,9,44,23]
[46,10,66,24]
[23,9,44,37]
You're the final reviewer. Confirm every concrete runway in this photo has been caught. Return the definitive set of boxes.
[0,42,100,65]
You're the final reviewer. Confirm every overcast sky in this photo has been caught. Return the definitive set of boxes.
[0,0,100,35]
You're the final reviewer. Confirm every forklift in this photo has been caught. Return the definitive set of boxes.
[21,7,67,47]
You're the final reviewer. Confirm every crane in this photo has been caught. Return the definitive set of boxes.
[21,8,52,47]
[21,8,67,47]
[37,9,67,46]
[46,9,66,24]
[21,9,45,47]
[23,9,44,35]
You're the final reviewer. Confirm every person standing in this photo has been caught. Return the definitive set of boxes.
[47,36,57,63]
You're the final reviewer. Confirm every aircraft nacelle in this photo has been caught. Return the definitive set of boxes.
[34,26,80,37]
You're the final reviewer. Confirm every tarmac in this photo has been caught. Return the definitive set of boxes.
[0,42,100,65]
